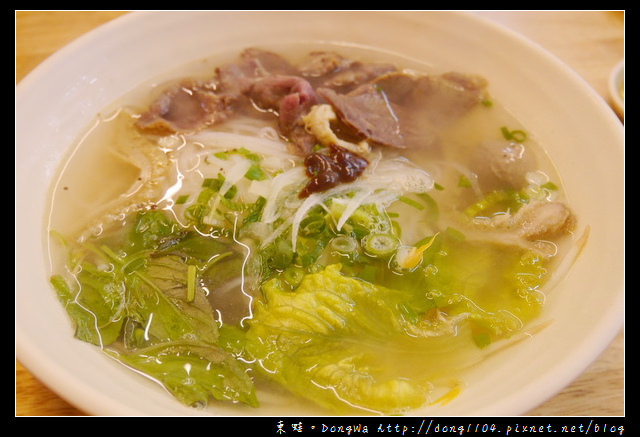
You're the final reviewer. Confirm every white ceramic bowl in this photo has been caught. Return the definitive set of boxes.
[609,59,624,117]
[16,11,624,416]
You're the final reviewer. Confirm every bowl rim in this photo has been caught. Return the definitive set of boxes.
[608,58,624,116]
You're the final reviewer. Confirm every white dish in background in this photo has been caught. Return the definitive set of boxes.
[609,59,624,117]
[16,11,624,416]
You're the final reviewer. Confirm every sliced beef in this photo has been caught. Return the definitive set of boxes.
[317,71,489,150]
[216,47,299,95]
[317,85,405,149]
[278,93,318,155]
[240,47,299,76]
[136,48,298,135]
[135,48,488,160]
[249,75,316,110]
[298,51,397,93]
[249,75,319,155]
[369,72,487,112]
[372,71,488,146]
[321,61,397,93]
[135,79,235,135]
[297,51,352,78]
[386,71,488,125]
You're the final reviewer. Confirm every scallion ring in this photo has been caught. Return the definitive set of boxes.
[329,235,359,255]
[363,233,400,258]
[282,266,305,288]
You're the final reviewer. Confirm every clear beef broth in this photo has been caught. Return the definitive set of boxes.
[46,44,577,414]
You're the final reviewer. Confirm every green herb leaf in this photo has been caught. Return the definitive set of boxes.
[109,341,258,408]
[51,273,124,346]
[50,210,258,408]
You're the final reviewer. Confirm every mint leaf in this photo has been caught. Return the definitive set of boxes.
[110,341,258,408]
[51,210,258,408]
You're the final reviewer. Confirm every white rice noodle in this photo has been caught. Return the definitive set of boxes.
[260,166,307,224]
[290,191,333,250]
[288,160,435,250]
[219,157,253,197]
[335,188,375,231]
[429,159,483,198]
[367,158,435,194]
[181,128,436,254]
[186,130,295,163]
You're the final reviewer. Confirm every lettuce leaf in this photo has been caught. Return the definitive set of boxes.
[245,264,433,414]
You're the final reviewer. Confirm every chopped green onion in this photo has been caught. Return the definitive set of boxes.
[282,266,305,289]
[186,264,197,302]
[244,164,267,181]
[416,193,439,223]
[398,195,424,210]
[235,147,261,162]
[242,196,266,225]
[184,203,207,223]
[444,226,466,242]
[202,174,224,191]
[329,235,358,255]
[224,185,237,200]
[458,175,472,188]
[268,239,294,270]
[363,233,400,258]
[299,215,326,236]
[464,190,517,217]
[196,187,216,203]
[500,126,527,143]
[175,194,189,205]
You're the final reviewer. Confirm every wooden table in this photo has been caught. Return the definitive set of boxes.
[15,10,624,417]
